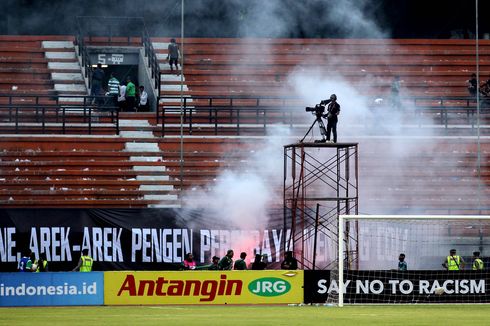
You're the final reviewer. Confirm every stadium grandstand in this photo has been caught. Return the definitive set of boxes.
[1,0,490,317]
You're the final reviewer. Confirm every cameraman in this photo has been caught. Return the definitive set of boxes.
[321,94,340,143]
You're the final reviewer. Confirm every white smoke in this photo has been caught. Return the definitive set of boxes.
[179,127,291,256]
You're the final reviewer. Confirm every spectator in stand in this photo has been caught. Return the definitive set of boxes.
[391,75,401,110]
[479,79,490,108]
[167,38,180,73]
[138,85,149,112]
[207,256,220,270]
[218,249,234,270]
[18,250,33,272]
[261,254,269,269]
[281,251,298,270]
[107,72,120,107]
[251,254,266,270]
[233,252,248,270]
[91,63,105,104]
[480,79,490,96]
[36,252,49,272]
[181,253,197,270]
[467,73,478,97]
[125,77,136,111]
[118,83,127,112]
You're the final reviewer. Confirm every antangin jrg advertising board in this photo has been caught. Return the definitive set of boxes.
[104,270,303,305]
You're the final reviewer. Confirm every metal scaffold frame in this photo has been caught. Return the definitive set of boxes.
[283,142,359,270]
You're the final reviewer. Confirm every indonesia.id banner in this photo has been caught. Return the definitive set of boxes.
[0,272,104,306]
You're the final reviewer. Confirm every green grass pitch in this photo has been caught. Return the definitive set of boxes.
[1,305,489,325]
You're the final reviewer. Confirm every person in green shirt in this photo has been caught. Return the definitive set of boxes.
[207,256,220,270]
[280,251,298,270]
[398,253,407,271]
[218,250,234,270]
[125,76,136,112]
[234,252,248,270]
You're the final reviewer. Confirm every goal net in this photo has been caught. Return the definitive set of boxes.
[336,215,490,306]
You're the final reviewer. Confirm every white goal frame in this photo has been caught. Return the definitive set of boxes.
[338,214,490,307]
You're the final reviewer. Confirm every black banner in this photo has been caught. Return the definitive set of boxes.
[0,209,286,272]
[304,270,490,303]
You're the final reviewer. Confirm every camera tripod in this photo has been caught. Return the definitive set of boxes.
[300,115,328,143]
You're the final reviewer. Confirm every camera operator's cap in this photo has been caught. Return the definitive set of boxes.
[330,94,337,100]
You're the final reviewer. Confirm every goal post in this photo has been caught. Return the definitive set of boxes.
[338,215,490,306]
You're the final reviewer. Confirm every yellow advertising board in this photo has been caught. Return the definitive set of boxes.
[104,270,303,305]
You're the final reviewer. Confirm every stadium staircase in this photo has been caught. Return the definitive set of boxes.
[42,38,87,102]
[152,39,193,111]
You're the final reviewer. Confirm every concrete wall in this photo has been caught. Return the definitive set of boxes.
[138,48,157,112]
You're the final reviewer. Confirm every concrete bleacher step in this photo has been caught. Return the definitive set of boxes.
[133,165,166,172]
[120,130,154,138]
[124,142,160,152]
[54,84,86,92]
[136,175,169,181]
[160,74,186,82]
[161,84,190,92]
[148,203,181,208]
[139,184,175,191]
[130,156,162,162]
[51,72,84,81]
[119,119,153,127]
[47,62,80,70]
[159,97,194,104]
[143,194,178,200]
[45,52,76,59]
[41,41,75,49]
[152,42,170,50]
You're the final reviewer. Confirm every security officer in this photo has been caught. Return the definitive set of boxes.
[72,249,93,272]
[442,249,465,271]
[472,251,484,270]
[36,252,49,272]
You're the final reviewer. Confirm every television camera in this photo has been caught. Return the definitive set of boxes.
[305,100,328,117]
